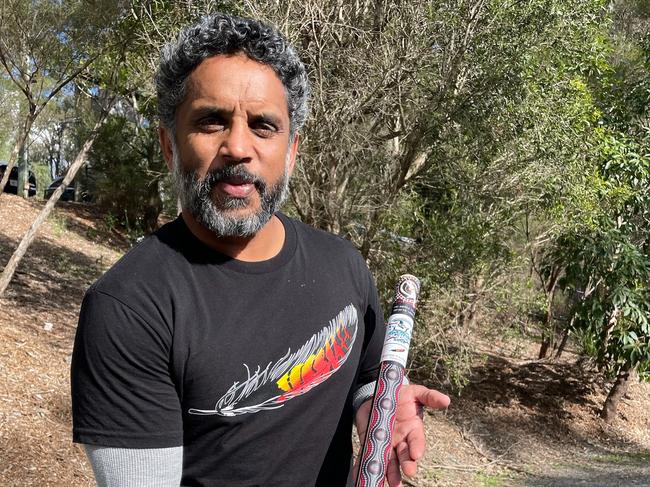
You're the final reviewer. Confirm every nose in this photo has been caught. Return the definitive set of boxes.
[220,118,253,163]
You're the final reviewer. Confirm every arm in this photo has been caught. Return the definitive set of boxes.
[84,445,182,487]
[71,289,184,483]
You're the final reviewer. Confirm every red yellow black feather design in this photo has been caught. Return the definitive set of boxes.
[188,304,358,416]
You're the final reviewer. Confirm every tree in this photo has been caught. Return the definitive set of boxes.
[0,2,135,295]
[72,0,241,231]
[88,115,166,233]
[241,0,613,387]
[245,0,606,257]
[0,0,122,197]
[540,130,650,421]
[0,99,113,295]
[28,94,80,181]
[537,0,650,420]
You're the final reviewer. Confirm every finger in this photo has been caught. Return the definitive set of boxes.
[351,453,360,483]
[386,448,402,487]
[396,441,418,478]
[403,419,426,461]
[408,385,450,409]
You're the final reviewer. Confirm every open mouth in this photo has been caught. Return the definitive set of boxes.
[216,178,256,198]
[209,167,264,195]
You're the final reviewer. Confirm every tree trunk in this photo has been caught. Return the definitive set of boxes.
[372,0,384,34]
[538,268,559,359]
[17,138,28,198]
[143,179,163,233]
[600,363,634,423]
[0,113,35,196]
[0,140,20,195]
[0,113,108,296]
[538,338,551,359]
[554,327,570,359]
[460,276,484,329]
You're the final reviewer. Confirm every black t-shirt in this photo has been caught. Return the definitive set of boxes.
[71,213,385,486]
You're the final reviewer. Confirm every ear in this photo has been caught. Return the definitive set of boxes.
[158,126,175,172]
[286,133,300,176]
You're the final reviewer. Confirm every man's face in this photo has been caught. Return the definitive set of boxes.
[160,54,299,237]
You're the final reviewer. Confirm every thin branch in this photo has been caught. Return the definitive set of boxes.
[35,52,101,117]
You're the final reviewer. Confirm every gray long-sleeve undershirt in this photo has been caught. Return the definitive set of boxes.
[84,445,183,487]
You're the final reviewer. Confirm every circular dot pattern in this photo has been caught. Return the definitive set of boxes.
[374,428,387,441]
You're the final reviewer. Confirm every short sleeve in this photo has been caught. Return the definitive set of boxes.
[355,272,386,388]
[71,289,183,448]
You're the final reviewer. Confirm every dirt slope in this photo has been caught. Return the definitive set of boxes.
[0,195,126,486]
[0,194,648,486]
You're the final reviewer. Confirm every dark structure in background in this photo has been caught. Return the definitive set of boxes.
[0,162,36,197]
[44,177,77,202]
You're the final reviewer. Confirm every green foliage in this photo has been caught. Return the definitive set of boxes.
[531,1,650,402]
[567,230,649,376]
[88,116,166,234]
[30,162,52,199]
[247,0,618,389]
[0,78,23,160]
[476,472,513,487]
[103,213,119,234]
[50,214,70,238]
[541,127,650,380]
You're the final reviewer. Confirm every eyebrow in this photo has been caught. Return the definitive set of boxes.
[250,112,283,127]
[192,107,230,120]
[192,106,284,128]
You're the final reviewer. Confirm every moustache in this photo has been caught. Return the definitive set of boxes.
[200,165,267,194]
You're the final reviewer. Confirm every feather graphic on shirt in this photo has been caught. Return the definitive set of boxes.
[188,304,358,417]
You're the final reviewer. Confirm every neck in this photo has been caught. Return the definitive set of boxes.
[181,210,285,262]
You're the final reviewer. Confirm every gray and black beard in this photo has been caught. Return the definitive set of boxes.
[172,155,290,238]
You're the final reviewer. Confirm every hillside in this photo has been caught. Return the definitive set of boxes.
[0,194,648,486]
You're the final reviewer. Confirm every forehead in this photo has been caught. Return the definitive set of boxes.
[183,54,289,117]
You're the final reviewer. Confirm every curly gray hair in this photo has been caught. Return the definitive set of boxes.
[156,12,310,140]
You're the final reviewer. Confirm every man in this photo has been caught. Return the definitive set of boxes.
[71,12,449,487]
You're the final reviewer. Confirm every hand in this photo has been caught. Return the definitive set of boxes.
[354,383,450,486]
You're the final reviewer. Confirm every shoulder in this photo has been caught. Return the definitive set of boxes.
[284,213,367,270]
[88,218,189,311]
[281,214,375,304]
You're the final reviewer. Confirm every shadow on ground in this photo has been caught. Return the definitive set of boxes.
[51,202,134,252]
[508,459,650,487]
[436,353,648,464]
[0,233,109,319]
[46,390,74,426]
[462,354,603,411]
